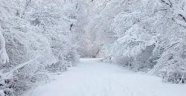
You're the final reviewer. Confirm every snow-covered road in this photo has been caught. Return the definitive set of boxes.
[27,58,186,96]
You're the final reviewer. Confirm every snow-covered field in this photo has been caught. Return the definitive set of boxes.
[26,58,186,96]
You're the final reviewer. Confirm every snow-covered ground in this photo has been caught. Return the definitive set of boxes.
[26,58,186,96]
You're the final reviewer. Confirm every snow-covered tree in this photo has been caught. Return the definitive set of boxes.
[76,0,185,83]
[102,0,186,83]
[0,0,80,95]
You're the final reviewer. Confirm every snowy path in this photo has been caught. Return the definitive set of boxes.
[27,58,186,96]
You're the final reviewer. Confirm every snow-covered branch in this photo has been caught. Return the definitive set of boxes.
[0,30,9,65]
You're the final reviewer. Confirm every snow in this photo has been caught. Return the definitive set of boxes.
[26,58,186,96]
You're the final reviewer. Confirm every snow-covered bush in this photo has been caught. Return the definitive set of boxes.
[110,23,156,71]
[152,39,186,84]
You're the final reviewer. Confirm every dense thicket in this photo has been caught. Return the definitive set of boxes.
[0,0,79,96]
[82,0,186,84]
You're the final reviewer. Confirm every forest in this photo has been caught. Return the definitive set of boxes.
[0,0,186,96]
